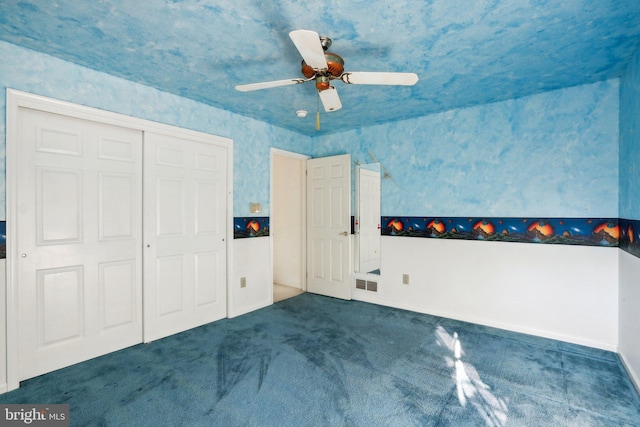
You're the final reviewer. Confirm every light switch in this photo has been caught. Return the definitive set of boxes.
[250,203,261,213]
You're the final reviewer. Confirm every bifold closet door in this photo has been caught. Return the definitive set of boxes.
[16,108,143,381]
[143,132,227,342]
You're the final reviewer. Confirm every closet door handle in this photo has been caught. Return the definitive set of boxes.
[339,231,348,236]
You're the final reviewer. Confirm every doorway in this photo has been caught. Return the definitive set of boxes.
[271,149,308,302]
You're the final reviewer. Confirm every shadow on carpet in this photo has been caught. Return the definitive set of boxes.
[2,293,640,426]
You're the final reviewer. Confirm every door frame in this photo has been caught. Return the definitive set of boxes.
[269,148,310,302]
[5,89,233,392]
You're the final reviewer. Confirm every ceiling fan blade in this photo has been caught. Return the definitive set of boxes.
[340,72,419,86]
[289,30,328,70]
[235,78,309,92]
[318,86,342,112]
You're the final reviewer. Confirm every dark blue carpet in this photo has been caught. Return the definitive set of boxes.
[2,293,640,426]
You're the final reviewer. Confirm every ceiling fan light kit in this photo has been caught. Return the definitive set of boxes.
[235,29,419,124]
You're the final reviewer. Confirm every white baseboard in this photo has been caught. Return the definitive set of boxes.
[353,295,618,352]
[227,300,271,319]
[619,351,640,396]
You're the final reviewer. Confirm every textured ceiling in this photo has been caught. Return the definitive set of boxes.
[2,1,640,135]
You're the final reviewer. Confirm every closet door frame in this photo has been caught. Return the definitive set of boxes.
[5,89,233,392]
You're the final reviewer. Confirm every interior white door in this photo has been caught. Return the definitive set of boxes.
[16,107,143,380]
[143,132,227,342]
[306,154,351,300]
[358,168,381,273]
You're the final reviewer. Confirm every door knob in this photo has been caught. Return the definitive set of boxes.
[339,231,348,236]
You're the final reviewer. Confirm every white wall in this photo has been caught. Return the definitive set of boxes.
[354,237,619,350]
[230,237,272,317]
[619,250,640,392]
[272,154,305,289]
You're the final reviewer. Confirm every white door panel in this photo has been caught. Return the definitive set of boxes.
[100,259,137,329]
[195,251,220,305]
[17,108,143,381]
[144,132,227,342]
[38,265,83,345]
[306,154,351,300]
[99,173,136,240]
[38,167,83,243]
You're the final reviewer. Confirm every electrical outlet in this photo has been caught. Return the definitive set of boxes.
[240,277,247,288]
[402,274,410,285]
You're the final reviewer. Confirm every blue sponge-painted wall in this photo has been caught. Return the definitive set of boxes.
[315,80,619,218]
[620,37,640,221]
[1,41,637,259]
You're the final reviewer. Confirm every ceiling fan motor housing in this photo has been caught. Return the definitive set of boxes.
[301,51,345,84]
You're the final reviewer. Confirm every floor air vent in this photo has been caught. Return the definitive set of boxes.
[356,279,378,292]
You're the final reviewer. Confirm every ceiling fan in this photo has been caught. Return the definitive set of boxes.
[235,30,419,113]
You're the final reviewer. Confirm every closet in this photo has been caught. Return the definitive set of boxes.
[6,90,231,388]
